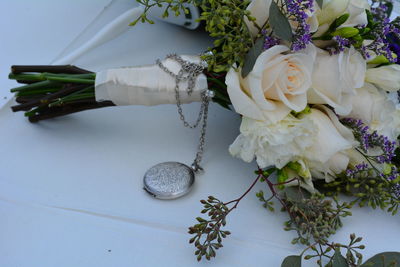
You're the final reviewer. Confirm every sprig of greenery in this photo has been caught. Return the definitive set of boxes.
[188,196,231,261]
[306,234,364,267]
[130,0,193,26]
[188,174,261,261]
[196,0,256,72]
[283,194,353,246]
[133,0,256,72]
[283,234,400,267]
[318,171,400,215]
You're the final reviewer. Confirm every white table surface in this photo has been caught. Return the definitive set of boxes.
[1,1,399,267]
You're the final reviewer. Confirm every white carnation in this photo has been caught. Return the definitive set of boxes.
[229,115,316,169]
[229,108,355,183]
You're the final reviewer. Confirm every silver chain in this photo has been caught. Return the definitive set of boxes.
[156,54,214,172]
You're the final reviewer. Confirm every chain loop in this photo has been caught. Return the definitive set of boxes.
[156,54,213,172]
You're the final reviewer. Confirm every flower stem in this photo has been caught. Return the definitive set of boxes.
[224,174,261,208]
[11,65,93,74]
[9,73,95,84]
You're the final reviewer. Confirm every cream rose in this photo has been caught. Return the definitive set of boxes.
[226,44,316,123]
[348,83,400,141]
[365,64,400,92]
[343,0,370,27]
[305,106,355,182]
[245,0,272,37]
[307,46,366,115]
[245,0,318,37]
[313,0,369,37]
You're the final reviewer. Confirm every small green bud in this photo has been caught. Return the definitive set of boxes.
[332,27,359,38]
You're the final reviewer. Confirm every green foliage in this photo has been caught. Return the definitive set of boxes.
[315,0,324,8]
[319,171,400,215]
[328,14,350,33]
[269,0,293,42]
[361,252,400,267]
[133,0,256,72]
[256,190,275,212]
[188,196,231,261]
[332,249,349,267]
[283,234,400,267]
[314,13,353,41]
[283,193,352,245]
[197,0,256,72]
[205,71,231,109]
[241,38,264,78]
[281,255,302,267]
[282,234,365,267]
[130,0,192,25]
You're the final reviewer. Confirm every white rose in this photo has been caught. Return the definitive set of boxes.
[229,107,355,182]
[245,0,272,37]
[245,0,318,36]
[365,64,400,92]
[307,46,366,115]
[314,0,369,37]
[305,106,355,182]
[343,0,370,27]
[226,44,316,123]
[348,83,400,141]
[317,0,349,26]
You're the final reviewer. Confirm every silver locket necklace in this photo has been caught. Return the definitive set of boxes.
[143,54,214,200]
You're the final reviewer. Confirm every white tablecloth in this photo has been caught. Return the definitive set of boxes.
[1,1,399,266]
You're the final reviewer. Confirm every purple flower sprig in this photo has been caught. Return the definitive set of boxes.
[262,30,281,50]
[345,163,370,178]
[286,0,314,51]
[360,18,400,63]
[327,36,352,55]
[371,0,393,21]
[341,118,397,164]
[341,118,400,198]
[358,0,400,63]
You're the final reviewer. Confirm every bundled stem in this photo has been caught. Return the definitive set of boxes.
[9,65,230,123]
[9,65,115,122]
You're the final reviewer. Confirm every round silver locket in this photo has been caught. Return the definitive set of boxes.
[143,162,195,200]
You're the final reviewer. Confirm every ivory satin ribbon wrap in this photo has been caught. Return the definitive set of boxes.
[94,55,208,106]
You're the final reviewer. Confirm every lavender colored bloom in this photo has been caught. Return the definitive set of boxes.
[286,0,314,51]
[341,118,396,163]
[342,117,400,198]
[262,32,281,50]
[327,36,351,55]
[359,0,399,63]
[387,33,400,64]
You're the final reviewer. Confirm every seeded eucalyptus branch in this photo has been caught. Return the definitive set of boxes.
[188,174,261,261]
[133,0,257,72]
[130,0,194,26]
[283,234,400,267]
[283,194,353,246]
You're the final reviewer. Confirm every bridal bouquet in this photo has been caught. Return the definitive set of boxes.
[8,0,400,265]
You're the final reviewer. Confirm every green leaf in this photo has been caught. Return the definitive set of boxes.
[332,249,349,267]
[241,38,264,78]
[316,0,323,9]
[385,2,393,18]
[269,1,293,42]
[281,255,301,267]
[361,252,400,267]
[328,13,350,33]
